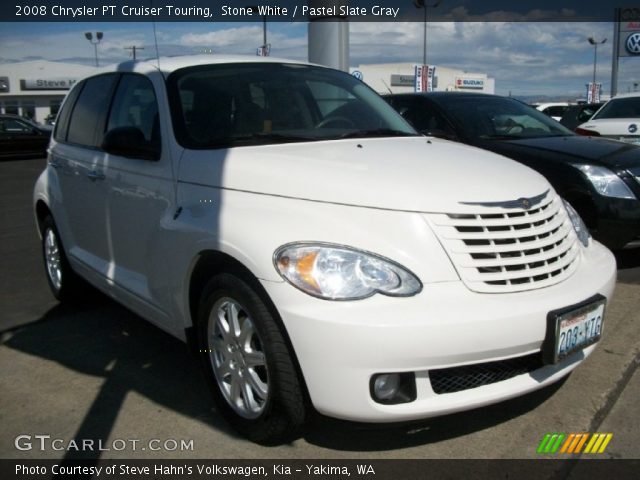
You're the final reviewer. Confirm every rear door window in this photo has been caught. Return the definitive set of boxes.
[66,74,118,148]
[53,84,83,143]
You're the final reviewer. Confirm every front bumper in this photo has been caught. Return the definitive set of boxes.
[262,241,616,422]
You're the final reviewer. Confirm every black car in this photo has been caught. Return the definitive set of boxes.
[0,114,52,159]
[385,92,640,250]
[559,103,604,131]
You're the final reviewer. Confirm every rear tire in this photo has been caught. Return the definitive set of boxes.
[41,215,83,301]
[197,273,305,444]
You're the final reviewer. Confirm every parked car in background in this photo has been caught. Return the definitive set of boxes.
[560,103,604,131]
[575,92,640,145]
[44,113,58,126]
[533,102,570,121]
[385,92,640,250]
[0,114,51,159]
[33,56,617,444]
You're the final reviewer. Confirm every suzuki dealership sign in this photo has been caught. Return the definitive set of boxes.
[455,77,485,90]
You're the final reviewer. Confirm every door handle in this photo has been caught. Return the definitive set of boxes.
[86,170,105,181]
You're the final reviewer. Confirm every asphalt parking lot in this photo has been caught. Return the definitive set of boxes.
[1,158,639,462]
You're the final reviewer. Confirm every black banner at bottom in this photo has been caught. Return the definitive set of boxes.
[2,459,640,480]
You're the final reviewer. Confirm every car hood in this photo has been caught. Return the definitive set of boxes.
[178,137,551,214]
[476,135,640,171]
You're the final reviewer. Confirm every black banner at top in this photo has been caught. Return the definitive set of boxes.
[0,1,633,23]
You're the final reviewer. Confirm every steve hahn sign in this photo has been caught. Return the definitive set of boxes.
[20,78,78,90]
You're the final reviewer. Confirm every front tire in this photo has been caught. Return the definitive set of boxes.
[197,273,306,444]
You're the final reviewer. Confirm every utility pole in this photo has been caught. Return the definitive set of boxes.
[124,46,144,60]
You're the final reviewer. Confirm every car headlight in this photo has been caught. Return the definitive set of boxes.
[575,164,636,199]
[274,243,422,300]
[563,200,591,248]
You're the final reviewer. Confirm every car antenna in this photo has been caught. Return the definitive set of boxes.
[151,0,161,70]
[381,79,393,94]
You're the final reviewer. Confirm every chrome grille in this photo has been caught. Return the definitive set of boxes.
[426,193,580,293]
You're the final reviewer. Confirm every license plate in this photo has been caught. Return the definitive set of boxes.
[543,296,606,364]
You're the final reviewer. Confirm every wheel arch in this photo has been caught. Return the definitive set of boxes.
[185,249,312,406]
[34,199,52,236]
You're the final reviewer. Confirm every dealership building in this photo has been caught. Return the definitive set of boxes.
[0,60,96,124]
[351,63,495,95]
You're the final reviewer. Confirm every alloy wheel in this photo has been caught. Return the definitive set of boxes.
[207,297,269,419]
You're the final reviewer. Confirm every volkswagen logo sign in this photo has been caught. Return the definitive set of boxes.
[630,124,638,134]
[626,33,640,55]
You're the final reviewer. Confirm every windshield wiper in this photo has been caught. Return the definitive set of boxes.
[232,132,315,143]
[208,132,315,147]
[479,133,573,140]
[338,128,417,139]
[478,134,523,140]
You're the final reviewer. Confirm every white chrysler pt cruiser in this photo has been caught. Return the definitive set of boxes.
[34,56,616,444]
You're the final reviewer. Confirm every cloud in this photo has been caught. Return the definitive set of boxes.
[1,21,637,97]
[178,25,306,57]
[348,21,624,96]
[180,26,264,47]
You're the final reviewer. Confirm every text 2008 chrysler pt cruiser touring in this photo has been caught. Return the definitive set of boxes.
[34,56,616,444]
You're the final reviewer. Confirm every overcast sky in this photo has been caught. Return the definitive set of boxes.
[1,20,638,98]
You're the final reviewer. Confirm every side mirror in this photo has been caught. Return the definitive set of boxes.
[101,127,160,161]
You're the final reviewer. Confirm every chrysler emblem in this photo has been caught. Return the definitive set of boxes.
[460,189,549,210]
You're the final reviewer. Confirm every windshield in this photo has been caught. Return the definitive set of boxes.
[167,63,417,148]
[592,97,640,119]
[434,95,573,140]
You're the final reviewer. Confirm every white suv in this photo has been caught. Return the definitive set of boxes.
[34,55,616,444]
[576,92,640,145]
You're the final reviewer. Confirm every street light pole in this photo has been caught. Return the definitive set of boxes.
[84,31,104,67]
[414,0,442,66]
[588,36,607,87]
